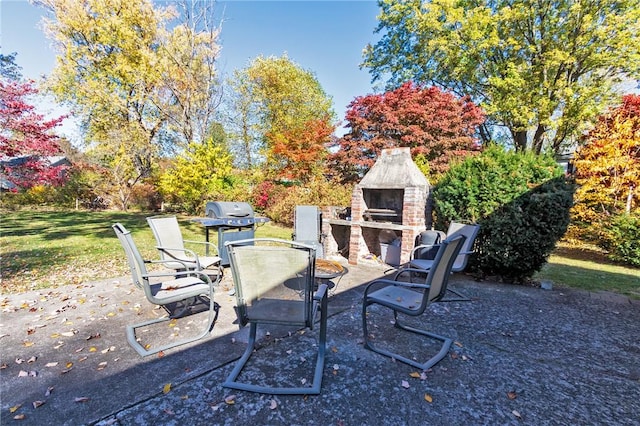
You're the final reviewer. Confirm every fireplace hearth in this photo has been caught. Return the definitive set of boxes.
[323,148,429,265]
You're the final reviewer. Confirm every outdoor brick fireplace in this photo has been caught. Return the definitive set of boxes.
[323,147,429,266]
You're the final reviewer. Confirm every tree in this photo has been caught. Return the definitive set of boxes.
[269,118,335,181]
[158,134,233,214]
[0,52,22,80]
[224,71,262,169]
[363,0,640,154]
[329,82,484,182]
[38,0,222,209]
[155,0,222,148]
[573,94,640,220]
[0,77,67,189]
[228,55,336,180]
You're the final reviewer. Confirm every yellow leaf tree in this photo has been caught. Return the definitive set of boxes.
[573,94,640,223]
[39,0,221,209]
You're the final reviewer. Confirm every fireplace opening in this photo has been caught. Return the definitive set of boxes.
[363,189,404,224]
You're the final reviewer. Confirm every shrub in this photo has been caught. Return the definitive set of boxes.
[256,177,352,226]
[129,181,161,212]
[599,214,640,267]
[433,145,574,282]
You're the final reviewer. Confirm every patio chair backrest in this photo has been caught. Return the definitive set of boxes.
[293,205,323,258]
[112,223,149,291]
[226,238,316,328]
[147,215,187,264]
[426,235,466,303]
[446,222,480,272]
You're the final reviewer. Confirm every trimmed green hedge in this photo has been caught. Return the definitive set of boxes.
[433,145,575,283]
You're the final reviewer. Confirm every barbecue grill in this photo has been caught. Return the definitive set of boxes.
[192,201,269,266]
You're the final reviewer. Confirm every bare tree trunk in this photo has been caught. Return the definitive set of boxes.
[512,130,528,152]
[532,124,546,154]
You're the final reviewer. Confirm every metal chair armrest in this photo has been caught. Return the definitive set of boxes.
[364,278,430,298]
[313,283,329,302]
[183,239,219,255]
[410,244,441,260]
[156,246,202,270]
[393,266,433,281]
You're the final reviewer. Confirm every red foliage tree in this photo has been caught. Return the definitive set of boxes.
[329,82,485,182]
[0,79,67,189]
[268,118,335,182]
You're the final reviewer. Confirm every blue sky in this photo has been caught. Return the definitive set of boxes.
[1,0,382,138]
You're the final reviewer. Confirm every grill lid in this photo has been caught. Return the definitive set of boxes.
[206,201,255,218]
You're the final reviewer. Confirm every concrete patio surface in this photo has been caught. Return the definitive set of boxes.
[1,260,639,425]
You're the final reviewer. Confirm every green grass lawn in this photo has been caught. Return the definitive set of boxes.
[1,208,638,297]
[534,243,640,298]
[0,209,291,293]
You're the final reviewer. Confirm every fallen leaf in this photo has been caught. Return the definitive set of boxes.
[163,383,172,394]
[158,351,165,358]
[401,380,410,389]
[89,347,97,352]
[424,393,433,403]
[269,399,278,410]
[74,397,90,403]
[45,362,59,367]
[507,391,518,400]
[50,333,61,338]
[32,401,45,409]
[23,341,34,347]
[331,346,338,353]
[13,414,26,420]
[78,356,88,362]
[66,362,73,369]
[224,395,236,405]
[409,372,421,378]
[10,404,22,413]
